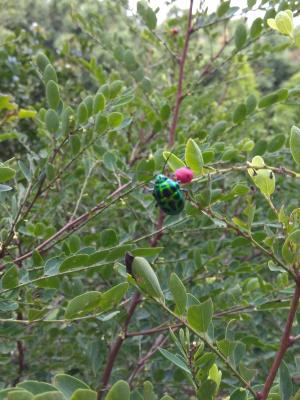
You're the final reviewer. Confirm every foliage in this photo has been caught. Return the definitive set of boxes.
[1,1,300,400]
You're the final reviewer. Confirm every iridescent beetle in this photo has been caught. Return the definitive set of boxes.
[152,174,185,215]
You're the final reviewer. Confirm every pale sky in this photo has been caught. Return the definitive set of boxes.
[128,0,265,24]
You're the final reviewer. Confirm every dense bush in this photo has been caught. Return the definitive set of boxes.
[1,1,300,399]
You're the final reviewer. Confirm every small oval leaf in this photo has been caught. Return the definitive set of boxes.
[187,298,214,333]
[185,138,203,174]
[290,125,300,165]
[46,80,60,110]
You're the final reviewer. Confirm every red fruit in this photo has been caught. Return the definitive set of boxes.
[170,27,179,36]
[175,167,194,184]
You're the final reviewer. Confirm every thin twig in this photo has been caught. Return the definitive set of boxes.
[69,161,99,221]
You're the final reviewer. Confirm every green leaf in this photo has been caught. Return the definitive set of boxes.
[93,94,106,114]
[131,247,163,257]
[145,7,157,30]
[54,374,89,399]
[45,109,59,133]
[187,298,214,333]
[141,77,152,92]
[105,380,130,400]
[59,254,90,272]
[70,134,81,155]
[211,120,227,136]
[158,348,191,374]
[185,138,203,174]
[77,102,88,124]
[160,104,171,121]
[68,235,81,253]
[169,273,187,315]
[0,94,16,111]
[46,80,60,109]
[0,184,12,192]
[7,390,33,400]
[83,96,93,117]
[275,11,293,36]
[18,160,31,181]
[99,282,129,312]
[258,89,288,108]
[162,151,185,172]
[17,381,58,395]
[45,164,55,181]
[246,94,257,114]
[105,244,133,261]
[232,104,247,124]
[250,17,263,38]
[252,139,267,155]
[124,50,138,71]
[108,112,123,128]
[230,388,247,400]
[2,265,19,289]
[0,133,19,142]
[197,379,217,400]
[33,393,64,400]
[132,257,164,301]
[70,390,96,400]
[32,250,43,267]
[235,23,247,50]
[65,291,102,319]
[0,166,16,183]
[43,64,57,83]
[0,299,18,311]
[208,364,222,392]
[28,308,48,322]
[101,229,118,247]
[137,2,157,30]
[216,339,236,358]
[268,134,285,152]
[143,381,156,400]
[217,1,230,17]
[110,80,123,99]
[282,230,300,264]
[61,107,73,136]
[290,125,300,165]
[36,52,51,72]
[136,158,155,181]
[279,361,293,400]
[95,114,108,134]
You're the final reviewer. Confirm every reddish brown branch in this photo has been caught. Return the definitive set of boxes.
[169,0,194,147]
[97,291,141,400]
[257,274,300,400]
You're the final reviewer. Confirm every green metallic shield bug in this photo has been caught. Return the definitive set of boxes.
[153,174,185,215]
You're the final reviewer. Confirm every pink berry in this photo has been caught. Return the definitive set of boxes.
[175,167,194,183]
